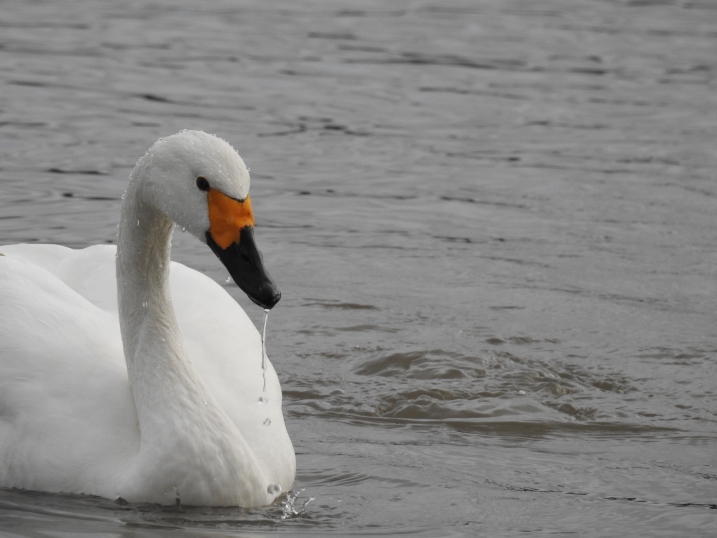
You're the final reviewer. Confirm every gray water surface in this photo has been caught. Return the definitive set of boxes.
[1,0,716,536]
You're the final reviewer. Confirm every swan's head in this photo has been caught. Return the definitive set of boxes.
[139,130,281,310]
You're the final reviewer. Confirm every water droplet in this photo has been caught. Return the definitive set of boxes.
[142,301,147,308]
[263,418,271,426]
[181,227,186,233]
[518,390,526,395]
[226,277,231,283]
[267,483,282,496]
[136,220,140,226]
[258,396,268,404]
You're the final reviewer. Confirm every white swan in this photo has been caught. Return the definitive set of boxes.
[0,130,295,507]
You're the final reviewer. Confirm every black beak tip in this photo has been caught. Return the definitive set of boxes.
[249,287,281,310]
[270,290,282,308]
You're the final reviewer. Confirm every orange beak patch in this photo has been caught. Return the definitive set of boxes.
[207,189,255,249]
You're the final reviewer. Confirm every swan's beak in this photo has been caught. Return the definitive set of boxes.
[205,191,281,310]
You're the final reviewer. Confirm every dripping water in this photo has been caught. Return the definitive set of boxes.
[260,308,271,427]
[261,308,269,392]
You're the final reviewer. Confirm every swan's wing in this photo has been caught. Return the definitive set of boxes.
[1,244,119,314]
[169,263,296,486]
[0,249,138,496]
[0,243,72,273]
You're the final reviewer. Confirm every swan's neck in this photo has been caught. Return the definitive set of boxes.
[117,179,215,437]
[116,173,267,504]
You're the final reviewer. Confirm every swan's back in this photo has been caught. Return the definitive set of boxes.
[0,245,134,495]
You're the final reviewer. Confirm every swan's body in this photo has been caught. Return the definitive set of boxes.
[0,131,295,506]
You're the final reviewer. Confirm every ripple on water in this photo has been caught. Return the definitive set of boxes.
[2,0,716,534]
[329,346,648,429]
[353,350,487,379]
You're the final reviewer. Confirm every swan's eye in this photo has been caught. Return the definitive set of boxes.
[196,177,210,191]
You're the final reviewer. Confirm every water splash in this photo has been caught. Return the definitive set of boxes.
[281,488,314,520]
[261,308,269,392]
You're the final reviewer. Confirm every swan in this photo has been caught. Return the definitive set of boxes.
[0,130,295,507]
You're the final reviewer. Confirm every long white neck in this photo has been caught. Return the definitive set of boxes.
[117,176,194,431]
[115,164,269,506]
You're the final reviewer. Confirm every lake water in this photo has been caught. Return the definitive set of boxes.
[1,0,716,536]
